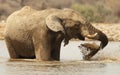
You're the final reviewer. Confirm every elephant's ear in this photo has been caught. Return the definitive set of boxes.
[46,15,65,33]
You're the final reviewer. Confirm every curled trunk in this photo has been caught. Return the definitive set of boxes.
[86,23,108,49]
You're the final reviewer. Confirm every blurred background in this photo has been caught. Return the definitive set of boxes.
[0,0,120,23]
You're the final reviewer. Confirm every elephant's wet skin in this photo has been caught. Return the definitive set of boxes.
[79,42,100,60]
[5,6,108,61]
[5,36,36,59]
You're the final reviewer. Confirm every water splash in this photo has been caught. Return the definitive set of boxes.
[1,40,120,61]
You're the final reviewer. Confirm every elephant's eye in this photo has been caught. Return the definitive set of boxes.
[74,21,81,28]
[75,23,79,26]
[74,24,80,29]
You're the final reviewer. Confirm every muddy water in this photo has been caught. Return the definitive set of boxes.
[0,40,120,75]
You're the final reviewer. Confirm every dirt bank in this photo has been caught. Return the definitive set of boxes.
[0,22,120,41]
[0,22,5,40]
[93,23,120,41]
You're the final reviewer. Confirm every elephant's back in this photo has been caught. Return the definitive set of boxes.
[6,6,38,29]
[5,6,38,40]
[5,6,61,31]
[39,8,62,17]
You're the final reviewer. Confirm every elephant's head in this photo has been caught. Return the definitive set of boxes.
[46,14,85,46]
[46,9,108,49]
[80,21,108,49]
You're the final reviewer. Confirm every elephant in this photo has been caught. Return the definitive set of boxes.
[4,6,108,61]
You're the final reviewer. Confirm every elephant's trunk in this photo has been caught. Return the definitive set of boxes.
[96,31,108,49]
[85,23,108,49]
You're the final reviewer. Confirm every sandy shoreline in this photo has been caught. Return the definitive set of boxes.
[0,22,120,41]
[93,23,120,41]
[0,22,5,40]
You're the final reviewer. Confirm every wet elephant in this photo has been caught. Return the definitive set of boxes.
[4,6,108,61]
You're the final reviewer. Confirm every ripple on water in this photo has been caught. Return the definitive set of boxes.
[1,59,120,75]
[1,40,120,75]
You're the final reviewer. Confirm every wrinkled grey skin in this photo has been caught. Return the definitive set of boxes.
[4,6,108,61]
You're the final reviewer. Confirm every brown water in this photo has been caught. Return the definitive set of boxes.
[0,40,120,75]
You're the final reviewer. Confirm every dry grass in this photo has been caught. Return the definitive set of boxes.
[93,23,120,41]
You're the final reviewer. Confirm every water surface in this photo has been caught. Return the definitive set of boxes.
[0,40,120,75]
